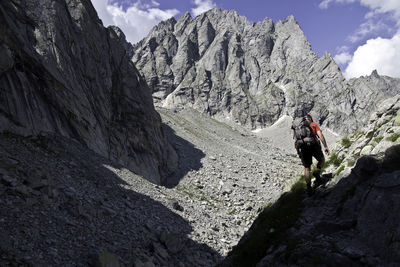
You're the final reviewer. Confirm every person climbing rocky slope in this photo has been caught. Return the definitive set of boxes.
[221,94,400,266]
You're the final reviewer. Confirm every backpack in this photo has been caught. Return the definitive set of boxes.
[292,117,317,147]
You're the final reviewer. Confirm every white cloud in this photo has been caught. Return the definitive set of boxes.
[334,52,352,65]
[360,0,400,20]
[322,0,400,78]
[344,34,400,78]
[337,45,350,53]
[92,0,114,26]
[320,0,399,40]
[318,0,332,9]
[151,0,160,7]
[348,19,389,43]
[319,0,356,9]
[191,0,217,17]
[92,0,179,44]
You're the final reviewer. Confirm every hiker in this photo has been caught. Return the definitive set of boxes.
[292,114,330,195]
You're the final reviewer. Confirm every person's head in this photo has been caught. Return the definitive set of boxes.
[305,114,313,122]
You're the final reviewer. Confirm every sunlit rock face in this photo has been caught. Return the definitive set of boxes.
[133,9,400,134]
[0,0,177,184]
[220,94,400,267]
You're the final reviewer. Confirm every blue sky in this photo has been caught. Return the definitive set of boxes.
[92,0,400,79]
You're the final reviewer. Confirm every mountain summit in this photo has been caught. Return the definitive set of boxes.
[133,9,400,134]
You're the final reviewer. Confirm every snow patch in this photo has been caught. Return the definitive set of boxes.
[271,115,291,128]
[252,115,292,133]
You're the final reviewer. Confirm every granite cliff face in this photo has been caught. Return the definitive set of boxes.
[344,70,400,130]
[0,0,177,184]
[132,9,400,134]
[327,93,400,182]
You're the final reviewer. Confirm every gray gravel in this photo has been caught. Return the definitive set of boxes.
[0,107,301,266]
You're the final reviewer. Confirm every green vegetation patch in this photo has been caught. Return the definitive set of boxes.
[394,115,400,126]
[366,130,376,139]
[228,209,238,215]
[336,165,345,175]
[374,137,384,143]
[387,133,400,143]
[347,160,355,167]
[325,152,343,168]
[224,178,306,267]
[352,131,365,139]
[341,137,351,148]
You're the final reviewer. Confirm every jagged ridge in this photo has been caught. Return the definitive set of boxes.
[132,9,400,134]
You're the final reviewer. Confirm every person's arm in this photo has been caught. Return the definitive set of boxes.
[317,130,330,155]
[292,122,300,156]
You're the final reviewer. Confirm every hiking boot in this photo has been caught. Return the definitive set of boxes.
[313,170,323,187]
[313,177,323,188]
[312,170,321,180]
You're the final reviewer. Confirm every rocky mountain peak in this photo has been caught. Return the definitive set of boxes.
[178,11,192,21]
[322,50,333,59]
[342,71,400,132]
[150,17,177,37]
[203,8,249,31]
[133,9,400,134]
[174,11,193,35]
[371,69,379,78]
[277,14,298,26]
[132,9,343,130]
[108,25,135,58]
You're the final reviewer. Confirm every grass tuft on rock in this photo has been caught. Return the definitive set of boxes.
[387,133,400,143]
[336,165,345,175]
[341,137,351,148]
[325,152,343,168]
[223,177,306,267]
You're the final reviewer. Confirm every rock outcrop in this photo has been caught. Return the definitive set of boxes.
[344,70,400,130]
[327,93,400,182]
[0,0,177,184]
[132,9,400,134]
[220,94,400,266]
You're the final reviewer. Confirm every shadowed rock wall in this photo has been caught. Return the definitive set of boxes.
[0,0,177,184]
